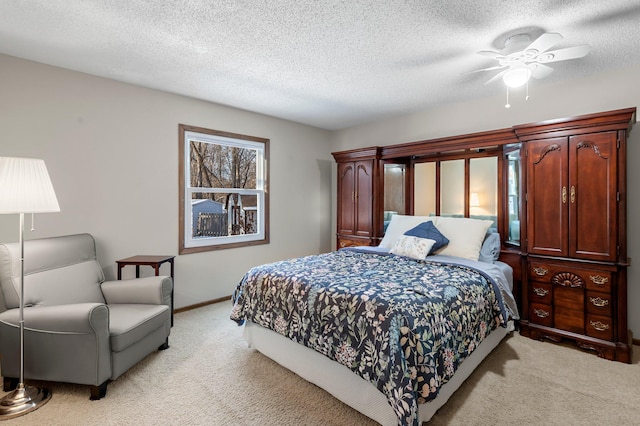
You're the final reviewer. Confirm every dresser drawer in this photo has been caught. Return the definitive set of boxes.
[528,261,612,294]
[337,237,373,249]
[529,262,557,282]
[552,279,584,334]
[586,314,614,341]
[554,306,584,334]
[554,285,584,310]
[529,282,552,304]
[584,272,612,293]
[586,291,613,317]
[529,303,553,327]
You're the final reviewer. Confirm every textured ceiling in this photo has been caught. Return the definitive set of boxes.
[1,1,640,130]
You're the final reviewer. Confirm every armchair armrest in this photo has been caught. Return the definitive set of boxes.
[0,303,112,387]
[0,303,108,334]
[101,276,172,306]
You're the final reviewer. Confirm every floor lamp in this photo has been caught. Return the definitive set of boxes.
[0,157,60,419]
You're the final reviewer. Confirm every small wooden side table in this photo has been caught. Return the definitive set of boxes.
[116,255,175,326]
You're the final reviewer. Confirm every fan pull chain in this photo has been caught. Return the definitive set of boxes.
[30,213,35,231]
[526,81,530,101]
[505,87,511,108]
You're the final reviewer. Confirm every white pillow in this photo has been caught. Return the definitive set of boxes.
[433,217,493,261]
[390,235,436,260]
[379,215,438,249]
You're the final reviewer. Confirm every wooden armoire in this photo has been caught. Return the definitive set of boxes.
[332,147,383,249]
[515,108,635,362]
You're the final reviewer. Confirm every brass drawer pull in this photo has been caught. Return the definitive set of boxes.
[562,186,567,204]
[533,287,549,297]
[590,321,609,332]
[590,275,608,286]
[533,266,549,276]
[590,297,609,307]
[534,308,550,318]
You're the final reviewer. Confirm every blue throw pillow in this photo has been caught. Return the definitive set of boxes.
[404,221,449,253]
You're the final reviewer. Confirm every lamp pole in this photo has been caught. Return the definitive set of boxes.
[0,157,58,419]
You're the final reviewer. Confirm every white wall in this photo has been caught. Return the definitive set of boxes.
[331,63,640,338]
[0,54,333,309]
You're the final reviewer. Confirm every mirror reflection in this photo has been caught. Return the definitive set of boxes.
[414,162,436,216]
[469,157,498,227]
[506,150,521,244]
[383,164,406,231]
[413,156,498,228]
[440,159,465,216]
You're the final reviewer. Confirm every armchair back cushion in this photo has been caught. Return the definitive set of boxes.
[0,233,106,310]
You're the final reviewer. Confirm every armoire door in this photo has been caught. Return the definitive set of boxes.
[354,160,374,237]
[526,137,569,257]
[337,160,374,237]
[337,162,356,235]
[569,131,618,261]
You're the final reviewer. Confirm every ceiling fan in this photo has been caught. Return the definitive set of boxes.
[471,32,591,107]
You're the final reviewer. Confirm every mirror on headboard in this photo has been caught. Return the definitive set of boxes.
[383,163,407,231]
[505,147,521,245]
[412,149,499,230]
[414,161,436,216]
[469,156,498,228]
[441,159,465,216]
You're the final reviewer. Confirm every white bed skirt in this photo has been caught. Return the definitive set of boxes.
[243,321,513,425]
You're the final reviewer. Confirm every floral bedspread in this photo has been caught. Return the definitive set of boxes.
[230,249,507,426]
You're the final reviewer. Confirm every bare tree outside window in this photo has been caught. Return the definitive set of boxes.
[179,124,269,253]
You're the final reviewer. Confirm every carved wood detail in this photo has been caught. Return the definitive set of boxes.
[552,272,584,288]
[533,143,561,165]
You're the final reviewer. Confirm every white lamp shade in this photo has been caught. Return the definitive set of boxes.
[502,68,532,88]
[0,157,60,214]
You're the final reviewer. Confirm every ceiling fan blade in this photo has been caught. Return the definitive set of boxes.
[525,32,564,54]
[529,63,554,79]
[484,69,508,85]
[466,64,508,74]
[477,50,505,60]
[536,45,591,63]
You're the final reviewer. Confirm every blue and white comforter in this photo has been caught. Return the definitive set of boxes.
[231,249,512,426]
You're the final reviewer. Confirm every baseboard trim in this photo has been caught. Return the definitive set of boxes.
[174,295,232,314]
[633,337,640,347]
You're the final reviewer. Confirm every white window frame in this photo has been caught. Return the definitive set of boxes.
[179,124,269,254]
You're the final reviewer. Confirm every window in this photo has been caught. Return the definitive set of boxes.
[179,124,269,254]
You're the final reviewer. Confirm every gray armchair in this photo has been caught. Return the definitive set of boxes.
[0,233,172,400]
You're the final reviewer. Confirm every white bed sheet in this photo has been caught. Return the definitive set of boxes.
[243,320,512,425]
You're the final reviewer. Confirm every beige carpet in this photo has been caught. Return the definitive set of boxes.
[2,300,639,425]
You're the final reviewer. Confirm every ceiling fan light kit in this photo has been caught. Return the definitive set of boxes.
[472,31,591,108]
[503,67,531,88]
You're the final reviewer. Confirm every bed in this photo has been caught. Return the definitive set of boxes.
[230,215,519,426]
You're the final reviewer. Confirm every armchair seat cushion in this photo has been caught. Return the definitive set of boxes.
[108,304,170,352]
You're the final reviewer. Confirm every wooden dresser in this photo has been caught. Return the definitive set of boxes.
[515,108,635,362]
